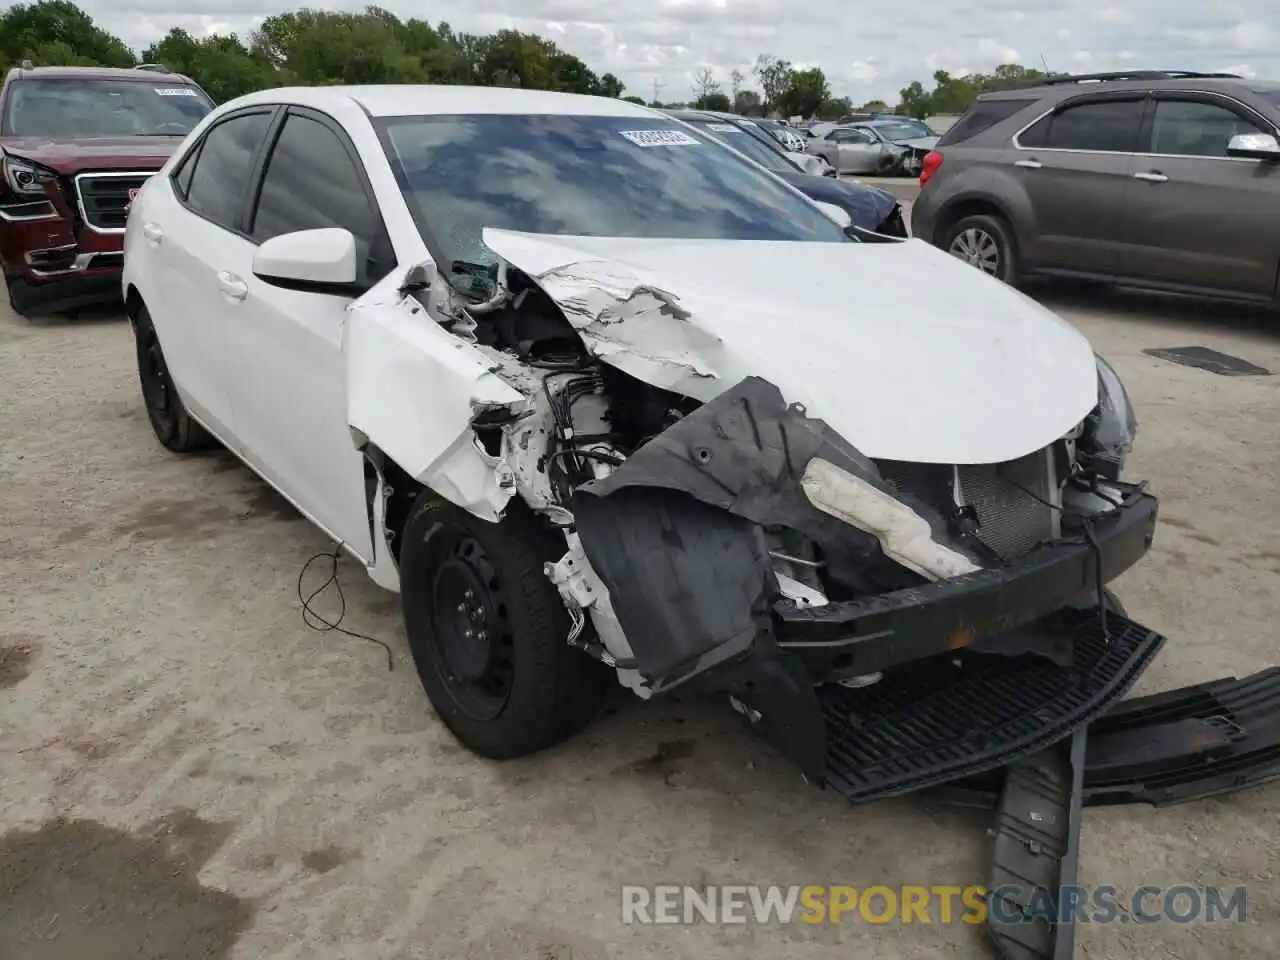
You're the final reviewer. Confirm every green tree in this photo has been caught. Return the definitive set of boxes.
[777,66,828,118]
[622,95,645,105]
[733,89,762,115]
[0,0,134,69]
[753,54,792,114]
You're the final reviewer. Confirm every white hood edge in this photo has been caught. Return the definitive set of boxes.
[480,227,1100,466]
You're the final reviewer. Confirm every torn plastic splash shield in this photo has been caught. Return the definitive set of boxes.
[934,667,1280,809]
[986,728,1086,960]
[570,375,964,689]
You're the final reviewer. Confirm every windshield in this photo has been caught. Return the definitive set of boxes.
[869,122,934,142]
[3,79,214,137]
[378,114,847,270]
[684,120,798,174]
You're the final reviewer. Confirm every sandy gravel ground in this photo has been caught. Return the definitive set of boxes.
[2,280,1278,960]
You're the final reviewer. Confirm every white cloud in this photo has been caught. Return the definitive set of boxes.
[81,0,1280,105]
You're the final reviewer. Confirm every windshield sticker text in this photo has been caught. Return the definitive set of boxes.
[619,129,699,147]
[708,123,737,132]
[154,87,198,97]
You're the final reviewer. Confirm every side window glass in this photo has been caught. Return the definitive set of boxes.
[1149,100,1267,157]
[171,142,200,199]
[1020,99,1144,152]
[184,112,273,229]
[251,113,391,284]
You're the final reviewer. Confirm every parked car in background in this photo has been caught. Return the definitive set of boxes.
[756,117,807,153]
[847,120,941,175]
[676,109,833,176]
[123,86,1163,804]
[664,108,907,237]
[912,70,1280,302]
[0,61,214,316]
[806,124,904,174]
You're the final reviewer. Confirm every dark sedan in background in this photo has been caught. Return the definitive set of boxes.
[663,109,908,239]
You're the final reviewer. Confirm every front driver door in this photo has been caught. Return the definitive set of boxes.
[228,107,398,560]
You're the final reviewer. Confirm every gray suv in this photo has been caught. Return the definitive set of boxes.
[911,70,1280,304]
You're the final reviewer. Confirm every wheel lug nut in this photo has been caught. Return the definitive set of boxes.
[464,628,474,639]
[456,602,466,613]
[464,589,474,600]
[478,631,486,641]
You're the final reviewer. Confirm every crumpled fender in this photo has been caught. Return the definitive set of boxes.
[344,293,524,522]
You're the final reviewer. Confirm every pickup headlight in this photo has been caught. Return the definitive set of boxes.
[1085,355,1137,477]
[2,152,57,195]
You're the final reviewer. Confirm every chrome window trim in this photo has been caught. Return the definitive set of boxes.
[1011,88,1280,162]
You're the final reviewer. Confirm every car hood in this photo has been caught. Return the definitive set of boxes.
[775,171,898,227]
[480,228,1099,465]
[0,135,185,173]
[897,136,940,151]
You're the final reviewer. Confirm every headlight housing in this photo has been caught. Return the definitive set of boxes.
[2,152,57,196]
[1083,355,1137,477]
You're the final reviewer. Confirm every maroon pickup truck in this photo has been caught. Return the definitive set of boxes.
[0,63,214,317]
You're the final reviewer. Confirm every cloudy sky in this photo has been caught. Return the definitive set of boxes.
[84,0,1277,106]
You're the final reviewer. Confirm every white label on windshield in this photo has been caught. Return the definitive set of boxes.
[155,87,198,96]
[619,129,699,147]
[708,123,736,132]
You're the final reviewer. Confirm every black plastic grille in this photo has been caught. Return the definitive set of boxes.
[821,611,1164,803]
[76,173,151,230]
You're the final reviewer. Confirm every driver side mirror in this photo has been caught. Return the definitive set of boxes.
[1226,132,1280,161]
[253,227,361,294]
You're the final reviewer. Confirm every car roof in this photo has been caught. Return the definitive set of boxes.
[6,64,201,85]
[979,72,1269,102]
[226,84,660,119]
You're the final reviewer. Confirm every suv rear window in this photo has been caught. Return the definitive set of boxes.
[937,99,1036,146]
[3,78,214,138]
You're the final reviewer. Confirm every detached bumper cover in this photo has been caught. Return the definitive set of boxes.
[775,492,1158,677]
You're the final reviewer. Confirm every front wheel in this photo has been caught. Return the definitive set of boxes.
[941,213,1020,285]
[400,493,609,758]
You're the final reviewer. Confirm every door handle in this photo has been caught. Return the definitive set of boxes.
[1014,158,1042,169]
[1133,171,1169,182]
[217,271,248,301]
[142,223,163,243]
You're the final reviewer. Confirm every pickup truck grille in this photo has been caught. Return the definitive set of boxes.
[74,173,152,231]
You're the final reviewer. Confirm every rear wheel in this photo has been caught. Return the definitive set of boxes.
[942,213,1020,285]
[133,304,214,453]
[400,493,609,758]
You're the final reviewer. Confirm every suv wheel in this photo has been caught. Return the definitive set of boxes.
[942,214,1019,284]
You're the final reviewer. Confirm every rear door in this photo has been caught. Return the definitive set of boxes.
[1119,92,1280,295]
[832,128,881,173]
[1009,94,1145,273]
[147,107,277,443]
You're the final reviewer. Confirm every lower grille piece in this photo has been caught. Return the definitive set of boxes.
[820,610,1164,804]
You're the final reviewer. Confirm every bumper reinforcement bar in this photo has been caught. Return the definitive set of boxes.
[820,610,1164,803]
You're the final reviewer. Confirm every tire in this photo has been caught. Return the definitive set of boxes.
[400,492,609,758]
[941,213,1020,285]
[133,303,215,453]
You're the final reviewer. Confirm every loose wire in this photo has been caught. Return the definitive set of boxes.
[297,545,394,671]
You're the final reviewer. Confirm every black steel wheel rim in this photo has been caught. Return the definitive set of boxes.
[426,527,515,720]
[140,335,175,431]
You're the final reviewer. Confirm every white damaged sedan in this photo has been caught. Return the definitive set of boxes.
[123,86,1164,801]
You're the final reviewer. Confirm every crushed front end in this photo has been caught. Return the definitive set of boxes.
[560,376,1164,800]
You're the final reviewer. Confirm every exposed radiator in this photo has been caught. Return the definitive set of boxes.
[957,447,1058,560]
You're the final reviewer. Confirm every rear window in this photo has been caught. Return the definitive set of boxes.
[3,78,214,137]
[937,99,1037,146]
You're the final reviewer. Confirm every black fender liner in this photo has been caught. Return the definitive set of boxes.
[570,376,966,689]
